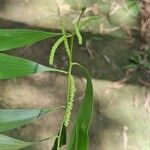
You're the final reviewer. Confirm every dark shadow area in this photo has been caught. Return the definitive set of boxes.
[0,0,7,10]
[0,19,148,150]
[0,18,143,85]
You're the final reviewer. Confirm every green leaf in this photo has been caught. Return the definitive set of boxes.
[125,64,138,69]
[0,53,66,79]
[0,107,63,132]
[52,124,67,150]
[123,0,140,18]
[79,16,100,29]
[0,29,61,51]
[68,63,94,150]
[129,51,141,64]
[0,134,33,150]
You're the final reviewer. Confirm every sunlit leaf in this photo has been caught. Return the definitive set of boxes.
[0,53,66,79]
[68,63,94,150]
[0,134,33,150]
[0,29,61,51]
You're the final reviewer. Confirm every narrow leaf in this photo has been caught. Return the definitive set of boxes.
[68,63,94,150]
[0,134,33,150]
[0,107,62,132]
[0,29,61,51]
[0,53,66,79]
[52,124,67,150]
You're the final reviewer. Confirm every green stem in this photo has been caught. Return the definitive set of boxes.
[57,27,75,150]
[50,68,67,74]
[56,8,85,149]
[38,135,58,143]
[41,106,65,115]
[57,117,65,150]
[77,7,86,25]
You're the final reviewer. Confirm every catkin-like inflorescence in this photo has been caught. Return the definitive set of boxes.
[49,36,64,65]
[64,74,76,127]
[75,23,82,45]
[60,20,71,58]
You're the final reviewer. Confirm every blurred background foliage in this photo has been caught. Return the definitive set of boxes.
[0,0,150,150]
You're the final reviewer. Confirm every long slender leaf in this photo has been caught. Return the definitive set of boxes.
[52,124,67,150]
[79,16,100,29]
[0,134,33,150]
[0,53,66,79]
[0,29,61,51]
[0,107,61,132]
[68,63,94,150]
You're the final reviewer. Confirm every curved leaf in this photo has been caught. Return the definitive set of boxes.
[0,107,61,132]
[0,29,61,51]
[0,134,33,150]
[0,54,66,79]
[68,63,94,150]
[79,16,100,29]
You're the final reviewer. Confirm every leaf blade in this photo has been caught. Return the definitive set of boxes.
[68,64,94,150]
[0,107,61,132]
[0,134,33,150]
[0,54,65,79]
[0,29,61,51]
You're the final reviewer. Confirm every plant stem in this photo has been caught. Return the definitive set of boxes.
[56,8,86,149]
[57,28,74,150]
[51,68,67,74]
[41,106,65,115]
[38,135,58,143]
[57,117,65,150]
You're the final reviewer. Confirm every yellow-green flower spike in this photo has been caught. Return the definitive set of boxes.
[49,36,64,65]
[75,23,82,45]
[60,20,71,58]
[64,74,76,127]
